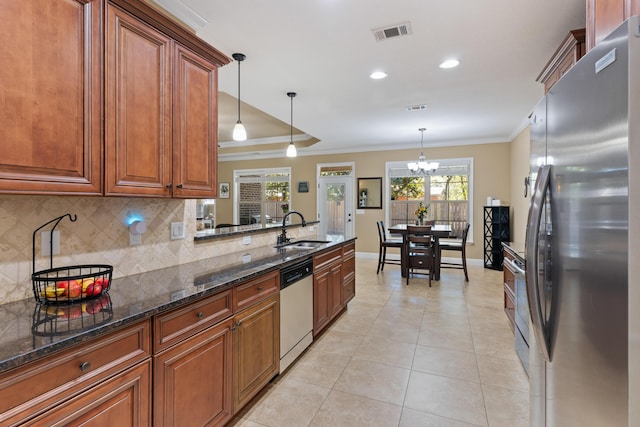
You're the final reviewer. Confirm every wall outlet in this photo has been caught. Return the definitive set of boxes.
[307,226,314,232]
[41,231,60,256]
[171,222,185,240]
[242,254,252,263]
[129,232,142,246]
[242,236,251,245]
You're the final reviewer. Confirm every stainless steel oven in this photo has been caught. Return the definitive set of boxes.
[506,256,529,375]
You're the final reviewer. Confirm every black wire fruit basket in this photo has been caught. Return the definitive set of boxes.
[32,214,113,305]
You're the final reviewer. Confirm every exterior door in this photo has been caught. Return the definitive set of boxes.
[317,176,354,237]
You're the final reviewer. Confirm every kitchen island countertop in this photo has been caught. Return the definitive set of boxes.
[0,235,355,373]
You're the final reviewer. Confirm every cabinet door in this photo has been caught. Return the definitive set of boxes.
[587,0,640,50]
[154,318,233,427]
[313,267,331,335]
[172,45,218,198]
[233,294,279,412]
[24,360,151,427]
[341,247,356,306]
[105,3,172,197]
[0,0,101,194]
[328,264,343,318]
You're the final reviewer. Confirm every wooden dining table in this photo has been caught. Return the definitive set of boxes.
[388,224,452,281]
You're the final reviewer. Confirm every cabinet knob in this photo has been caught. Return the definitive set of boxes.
[197,312,204,319]
[236,321,242,327]
[176,184,183,189]
[166,183,173,189]
[79,361,91,372]
[256,286,263,291]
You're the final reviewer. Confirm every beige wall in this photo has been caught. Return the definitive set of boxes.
[219,141,512,261]
[509,126,532,244]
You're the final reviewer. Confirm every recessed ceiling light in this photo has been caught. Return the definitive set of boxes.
[370,71,388,80]
[439,59,460,69]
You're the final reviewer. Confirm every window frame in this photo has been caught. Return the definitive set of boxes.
[233,167,292,225]
[385,158,474,242]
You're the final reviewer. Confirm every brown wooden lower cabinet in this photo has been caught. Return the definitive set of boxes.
[23,360,151,427]
[342,242,356,306]
[0,320,151,426]
[0,242,355,427]
[313,261,342,336]
[153,318,233,427]
[313,242,357,337]
[232,294,280,412]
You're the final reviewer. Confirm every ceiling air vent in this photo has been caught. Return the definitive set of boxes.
[405,104,427,112]
[372,22,412,42]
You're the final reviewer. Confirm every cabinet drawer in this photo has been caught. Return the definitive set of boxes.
[342,253,355,278]
[341,241,355,258]
[233,271,279,312]
[0,320,150,425]
[313,247,342,272]
[154,290,232,353]
[23,360,151,427]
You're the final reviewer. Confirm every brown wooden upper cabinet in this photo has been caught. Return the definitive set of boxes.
[0,0,102,195]
[536,29,586,94]
[587,0,640,51]
[0,0,229,197]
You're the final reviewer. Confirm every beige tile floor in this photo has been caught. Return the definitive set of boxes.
[229,258,529,427]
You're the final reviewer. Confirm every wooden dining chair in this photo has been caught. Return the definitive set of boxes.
[376,221,403,273]
[439,223,470,281]
[406,225,434,286]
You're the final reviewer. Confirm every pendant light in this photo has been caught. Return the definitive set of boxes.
[286,92,297,158]
[408,128,439,175]
[232,53,247,141]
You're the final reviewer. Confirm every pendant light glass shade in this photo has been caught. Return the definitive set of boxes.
[286,92,297,158]
[408,128,439,175]
[286,142,297,157]
[232,53,247,141]
[233,122,247,141]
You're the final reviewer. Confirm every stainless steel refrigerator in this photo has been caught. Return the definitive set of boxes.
[527,16,640,427]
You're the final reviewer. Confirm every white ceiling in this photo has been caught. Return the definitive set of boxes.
[153,0,586,160]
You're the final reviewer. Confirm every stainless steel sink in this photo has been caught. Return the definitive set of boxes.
[276,240,330,250]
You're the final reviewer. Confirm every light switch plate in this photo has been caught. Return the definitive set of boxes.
[242,236,251,245]
[129,232,142,246]
[171,222,185,240]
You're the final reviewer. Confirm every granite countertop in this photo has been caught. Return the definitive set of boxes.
[0,235,355,374]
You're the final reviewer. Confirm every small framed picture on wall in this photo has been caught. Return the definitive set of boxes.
[219,182,230,199]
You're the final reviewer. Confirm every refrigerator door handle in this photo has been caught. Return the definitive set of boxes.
[526,164,552,362]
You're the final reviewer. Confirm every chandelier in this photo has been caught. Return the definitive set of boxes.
[408,128,439,175]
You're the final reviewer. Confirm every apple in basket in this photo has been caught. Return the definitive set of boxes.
[84,282,103,297]
[55,279,82,298]
[94,277,110,289]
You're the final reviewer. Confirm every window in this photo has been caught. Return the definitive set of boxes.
[234,168,291,225]
[386,158,473,239]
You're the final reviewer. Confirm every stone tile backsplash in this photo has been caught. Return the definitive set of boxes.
[0,195,310,305]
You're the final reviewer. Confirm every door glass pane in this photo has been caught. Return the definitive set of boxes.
[325,183,345,234]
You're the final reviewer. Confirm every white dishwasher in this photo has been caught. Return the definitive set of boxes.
[279,258,314,373]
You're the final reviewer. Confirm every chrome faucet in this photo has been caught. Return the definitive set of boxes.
[277,210,307,245]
